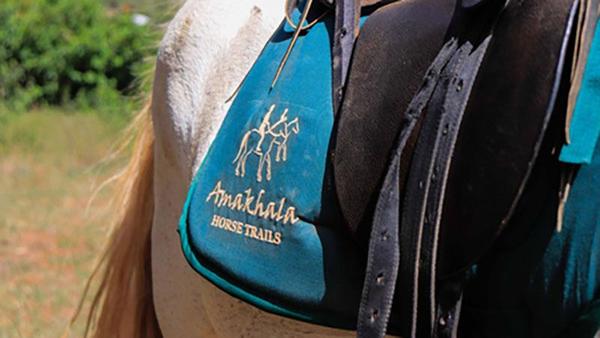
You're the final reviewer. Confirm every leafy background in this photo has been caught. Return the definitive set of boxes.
[0,0,160,116]
[0,0,177,336]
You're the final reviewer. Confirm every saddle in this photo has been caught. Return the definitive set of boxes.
[336,0,600,336]
[179,0,599,336]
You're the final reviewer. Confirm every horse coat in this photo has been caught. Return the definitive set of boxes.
[147,0,600,337]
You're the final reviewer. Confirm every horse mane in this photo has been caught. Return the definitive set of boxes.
[68,100,161,338]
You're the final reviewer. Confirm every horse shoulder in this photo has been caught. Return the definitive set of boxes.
[152,0,283,177]
[150,1,286,337]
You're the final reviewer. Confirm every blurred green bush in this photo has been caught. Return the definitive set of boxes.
[0,0,157,115]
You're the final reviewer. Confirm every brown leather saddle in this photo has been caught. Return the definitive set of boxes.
[328,0,599,336]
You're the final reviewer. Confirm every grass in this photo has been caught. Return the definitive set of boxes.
[0,109,131,337]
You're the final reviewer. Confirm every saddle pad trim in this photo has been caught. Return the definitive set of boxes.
[560,18,600,164]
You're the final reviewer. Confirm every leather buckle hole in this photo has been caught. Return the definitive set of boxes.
[339,27,347,38]
[456,78,464,92]
[439,312,452,327]
[370,309,380,323]
[442,123,449,135]
[376,273,385,285]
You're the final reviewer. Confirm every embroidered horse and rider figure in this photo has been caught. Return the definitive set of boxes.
[233,104,300,182]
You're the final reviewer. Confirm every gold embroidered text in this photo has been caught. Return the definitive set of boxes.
[210,214,282,245]
[205,180,300,225]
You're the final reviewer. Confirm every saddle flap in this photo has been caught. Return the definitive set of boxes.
[437,0,581,277]
[333,0,457,238]
[335,0,583,278]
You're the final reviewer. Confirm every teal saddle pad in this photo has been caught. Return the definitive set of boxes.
[460,20,600,337]
[560,18,600,165]
[179,11,369,329]
[179,7,600,335]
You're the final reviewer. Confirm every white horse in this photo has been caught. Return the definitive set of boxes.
[76,1,600,337]
[80,1,358,337]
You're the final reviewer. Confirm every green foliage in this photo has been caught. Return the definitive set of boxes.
[0,0,157,114]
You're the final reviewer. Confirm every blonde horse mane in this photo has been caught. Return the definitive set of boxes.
[69,99,161,338]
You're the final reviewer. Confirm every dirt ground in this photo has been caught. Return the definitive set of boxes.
[0,110,129,337]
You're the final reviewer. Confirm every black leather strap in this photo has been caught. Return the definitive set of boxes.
[398,45,471,338]
[357,2,508,336]
[433,278,464,338]
[396,42,469,338]
[356,39,459,338]
[397,3,507,336]
[321,0,397,9]
[332,0,360,113]
[402,35,492,338]
[461,0,490,8]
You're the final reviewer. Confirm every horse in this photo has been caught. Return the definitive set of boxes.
[78,0,600,337]
[78,1,354,337]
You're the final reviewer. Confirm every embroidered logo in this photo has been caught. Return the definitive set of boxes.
[232,104,300,182]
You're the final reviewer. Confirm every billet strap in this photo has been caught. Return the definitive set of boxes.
[357,1,508,337]
[320,0,396,8]
[332,0,361,113]
[400,35,492,338]
[432,278,464,338]
[356,39,460,338]
[461,0,492,8]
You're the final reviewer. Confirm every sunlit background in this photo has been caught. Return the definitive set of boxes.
[0,1,178,336]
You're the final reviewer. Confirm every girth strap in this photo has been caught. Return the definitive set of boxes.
[356,1,508,337]
[332,0,361,113]
[399,35,492,338]
[356,39,460,338]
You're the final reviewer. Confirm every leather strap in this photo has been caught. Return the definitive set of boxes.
[356,39,459,338]
[399,44,472,338]
[321,0,395,8]
[332,0,360,113]
[461,0,491,8]
[358,2,508,337]
[401,35,492,338]
[433,277,464,338]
